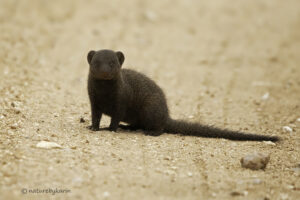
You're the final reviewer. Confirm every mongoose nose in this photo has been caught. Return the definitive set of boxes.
[102,72,109,77]
[101,65,111,73]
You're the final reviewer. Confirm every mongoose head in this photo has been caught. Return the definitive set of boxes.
[87,49,125,80]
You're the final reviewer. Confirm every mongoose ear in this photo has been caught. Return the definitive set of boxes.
[87,50,96,64]
[116,51,125,66]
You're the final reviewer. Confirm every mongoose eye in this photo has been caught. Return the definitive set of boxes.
[109,61,115,67]
[92,60,100,66]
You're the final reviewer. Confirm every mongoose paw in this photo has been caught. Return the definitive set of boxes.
[87,125,100,131]
[108,126,118,132]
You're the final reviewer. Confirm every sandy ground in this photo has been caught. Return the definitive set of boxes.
[0,0,300,199]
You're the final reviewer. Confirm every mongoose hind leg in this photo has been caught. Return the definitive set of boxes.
[141,98,167,136]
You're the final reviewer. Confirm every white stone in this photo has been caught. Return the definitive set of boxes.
[286,185,294,190]
[4,68,9,75]
[103,191,110,198]
[252,178,262,184]
[36,141,62,149]
[280,193,289,200]
[261,92,269,100]
[282,126,293,133]
[187,172,193,177]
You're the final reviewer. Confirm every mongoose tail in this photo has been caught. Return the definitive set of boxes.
[164,119,279,142]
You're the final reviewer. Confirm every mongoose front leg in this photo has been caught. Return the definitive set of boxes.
[109,117,121,132]
[108,104,125,132]
[89,103,102,131]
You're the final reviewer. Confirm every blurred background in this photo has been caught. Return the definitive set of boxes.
[0,0,299,199]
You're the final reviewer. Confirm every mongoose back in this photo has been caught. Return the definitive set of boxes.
[87,49,279,142]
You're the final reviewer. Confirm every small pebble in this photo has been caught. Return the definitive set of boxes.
[187,172,193,177]
[286,185,294,190]
[10,123,18,129]
[297,118,300,122]
[231,191,241,196]
[80,117,86,123]
[252,178,262,184]
[164,170,175,175]
[36,141,62,149]
[0,115,4,119]
[241,153,270,170]
[99,160,105,165]
[253,100,261,105]
[261,92,269,100]
[103,191,110,198]
[280,193,289,200]
[11,101,19,107]
[14,108,21,114]
[163,156,171,160]
[4,68,9,75]
[230,191,248,196]
[282,126,293,133]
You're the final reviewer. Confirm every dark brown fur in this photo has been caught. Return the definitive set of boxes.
[87,49,279,141]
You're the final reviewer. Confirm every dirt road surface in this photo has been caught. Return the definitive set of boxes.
[0,0,300,199]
